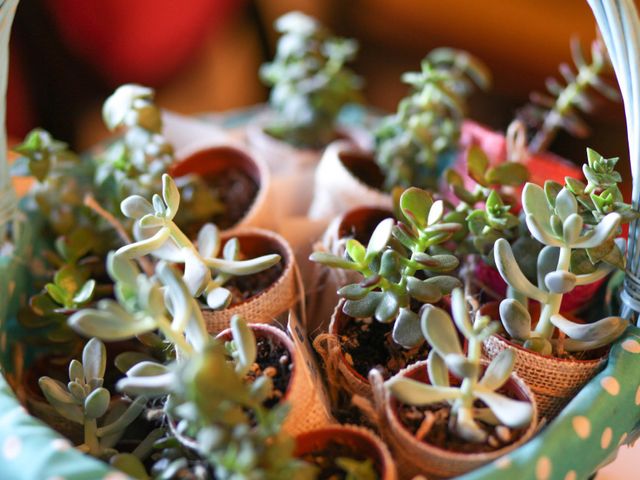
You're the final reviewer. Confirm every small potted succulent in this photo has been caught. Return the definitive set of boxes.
[295,425,397,480]
[247,11,364,174]
[308,205,394,335]
[311,188,462,398]
[115,174,297,332]
[62,255,321,478]
[380,289,537,478]
[216,318,332,436]
[309,47,490,220]
[100,84,272,235]
[483,168,630,418]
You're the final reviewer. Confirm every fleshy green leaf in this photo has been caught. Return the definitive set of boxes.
[400,187,433,229]
[475,385,533,428]
[231,315,257,376]
[386,377,462,405]
[83,338,107,383]
[392,308,423,348]
[365,218,394,261]
[427,350,449,387]
[479,349,515,391]
[421,305,463,357]
[499,299,531,341]
[343,292,383,318]
[84,387,110,419]
[485,162,529,186]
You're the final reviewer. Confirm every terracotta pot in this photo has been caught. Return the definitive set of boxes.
[199,227,297,334]
[216,323,331,436]
[480,301,608,420]
[308,140,392,220]
[474,259,607,313]
[169,141,272,232]
[295,425,397,480]
[381,360,538,479]
[307,206,394,336]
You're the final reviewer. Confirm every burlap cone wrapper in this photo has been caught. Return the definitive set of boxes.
[171,139,276,232]
[200,228,297,333]
[371,361,538,479]
[313,300,374,400]
[294,424,397,480]
[483,334,607,421]
[308,140,392,220]
[216,323,332,436]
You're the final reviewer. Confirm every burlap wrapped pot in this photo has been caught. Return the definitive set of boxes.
[372,361,538,479]
[313,300,374,400]
[217,323,332,436]
[294,424,397,480]
[308,140,392,220]
[480,301,608,420]
[170,139,275,232]
[200,228,297,334]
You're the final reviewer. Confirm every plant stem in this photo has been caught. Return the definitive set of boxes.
[535,246,572,338]
[156,315,194,358]
[84,418,100,457]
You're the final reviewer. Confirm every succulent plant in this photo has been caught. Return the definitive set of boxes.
[335,457,378,480]
[519,38,620,153]
[311,187,462,348]
[97,84,223,226]
[11,128,96,236]
[494,178,629,354]
[260,11,363,148]
[115,174,281,310]
[386,288,533,443]
[374,48,491,190]
[38,338,148,462]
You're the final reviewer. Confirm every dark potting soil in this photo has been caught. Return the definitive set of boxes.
[208,168,259,230]
[396,400,527,454]
[300,439,380,480]
[246,336,292,409]
[340,151,386,192]
[339,317,430,380]
[225,260,284,305]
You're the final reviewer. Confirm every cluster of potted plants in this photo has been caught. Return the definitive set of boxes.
[2,6,640,480]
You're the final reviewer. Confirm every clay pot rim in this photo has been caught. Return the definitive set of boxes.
[386,359,538,461]
[336,205,394,240]
[169,141,270,232]
[200,227,294,314]
[294,424,395,480]
[333,142,388,194]
[215,322,298,401]
[480,301,609,365]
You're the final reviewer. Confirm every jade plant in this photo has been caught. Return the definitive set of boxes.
[519,38,620,153]
[374,48,491,190]
[311,187,462,348]
[494,179,629,354]
[260,11,363,148]
[115,173,281,310]
[69,257,313,478]
[386,289,533,443]
[39,338,148,462]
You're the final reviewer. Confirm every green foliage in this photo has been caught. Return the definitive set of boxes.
[116,174,281,310]
[260,11,362,148]
[39,338,147,462]
[374,48,491,190]
[96,84,222,226]
[311,187,462,348]
[386,288,533,443]
[520,39,620,153]
[494,172,629,354]
[335,457,378,480]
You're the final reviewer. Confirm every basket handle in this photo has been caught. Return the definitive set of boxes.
[587,0,640,320]
[0,0,19,240]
